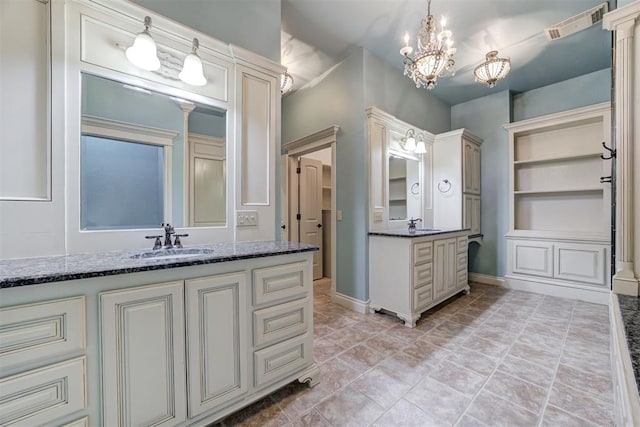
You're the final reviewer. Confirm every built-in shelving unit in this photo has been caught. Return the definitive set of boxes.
[389,157,408,220]
[504,103,612,301]
[322,164,331,211]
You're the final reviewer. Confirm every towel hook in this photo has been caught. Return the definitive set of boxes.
[601,141,616,160]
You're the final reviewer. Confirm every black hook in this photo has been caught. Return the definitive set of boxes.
[601,141,616,160]
[600,176,612,184]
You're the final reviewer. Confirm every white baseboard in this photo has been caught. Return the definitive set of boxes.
[332,292,370,314]
[610,294,640,426]
[504,275,609,305]
[468,272,609,305]
[469,273,507,287]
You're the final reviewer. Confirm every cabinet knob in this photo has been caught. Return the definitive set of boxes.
[317,224,322,228]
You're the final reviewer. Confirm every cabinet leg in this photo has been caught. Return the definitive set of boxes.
[369,305,382,314]
[397,313,420,328]
[463,284,471,295]
[297,364,320,388]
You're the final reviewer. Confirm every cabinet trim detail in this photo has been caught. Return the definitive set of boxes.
[0,357,86,426]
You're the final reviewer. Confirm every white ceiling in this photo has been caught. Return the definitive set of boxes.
[281,0,613,105]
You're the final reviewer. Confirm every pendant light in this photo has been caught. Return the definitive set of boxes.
[126,16,161,71]
[179,38,207,86]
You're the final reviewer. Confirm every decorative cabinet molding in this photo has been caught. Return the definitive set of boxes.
[369,231,470,327]
[100,281,187,427]
[504,103,612,297]
[0,296,85,374]
[0,357,87,426]
[433,129,483,238]
[185,272,247,417]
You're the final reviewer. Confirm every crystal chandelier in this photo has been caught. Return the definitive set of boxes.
[473,50,511,88]
[281,70,294,94]
[400,0,456,89]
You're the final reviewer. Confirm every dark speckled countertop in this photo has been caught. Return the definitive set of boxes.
[369,228,470,238]
[618,294,640,393]
[0,241,318,288]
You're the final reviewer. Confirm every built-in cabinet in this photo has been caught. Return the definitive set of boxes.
[0,252,317,427]
[504,103,612,298]
[433,129,483,237]
[369,231,469,327]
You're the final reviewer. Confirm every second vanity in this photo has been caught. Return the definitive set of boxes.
[369,229,470,327]
[0,242,318,427]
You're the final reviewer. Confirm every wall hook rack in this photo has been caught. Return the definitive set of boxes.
[601,141,616,160]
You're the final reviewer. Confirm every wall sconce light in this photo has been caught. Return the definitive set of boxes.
[415,134,427,154]
[401,129,417,151]
[126,16,161,71]
[179,38,207,86]
[281,70,294,94]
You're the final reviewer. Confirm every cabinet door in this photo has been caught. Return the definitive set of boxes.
[472,145,481,194]
[472,195,481,235]
[101,281,186,427]
[185,273,247,417]
[444,238,458,293]
[433,239,447,299]
[463,141,474,194]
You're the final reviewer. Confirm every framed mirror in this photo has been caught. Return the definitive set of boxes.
[80,73,226,230]
[388,150,421,221]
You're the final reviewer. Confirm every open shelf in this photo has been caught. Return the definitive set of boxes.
[390,197,407,202]
[513,152,602,166]
[389,176,406,181]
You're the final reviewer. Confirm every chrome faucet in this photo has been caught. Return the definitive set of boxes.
[408,217,422,233]
[162,223,175,248]
[145,223,188,250]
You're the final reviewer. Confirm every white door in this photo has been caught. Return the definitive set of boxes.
[299,157,323,279]
[100,281,187,427]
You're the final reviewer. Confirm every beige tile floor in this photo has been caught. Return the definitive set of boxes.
[219,280,614,426]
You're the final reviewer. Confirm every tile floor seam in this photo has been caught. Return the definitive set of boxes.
[536,304,575,427]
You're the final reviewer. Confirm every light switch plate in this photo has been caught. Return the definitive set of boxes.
[236,210,258,227]
[336,210,343,221]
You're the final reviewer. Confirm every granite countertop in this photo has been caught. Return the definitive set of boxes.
[369,228,470,238]
[0,241,318,288]
[618,294,640,393]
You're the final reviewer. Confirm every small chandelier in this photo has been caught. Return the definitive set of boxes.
[126,16,161,71]
[281,71,294,94]
[400,0,455,90]
[474,50,511,88]
[179,38,207,86]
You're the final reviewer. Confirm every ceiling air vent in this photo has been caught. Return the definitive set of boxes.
[544,2,609,41]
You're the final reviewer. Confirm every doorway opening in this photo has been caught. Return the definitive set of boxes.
[281,127,338,296]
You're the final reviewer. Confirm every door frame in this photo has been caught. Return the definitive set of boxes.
[281,126,339,298]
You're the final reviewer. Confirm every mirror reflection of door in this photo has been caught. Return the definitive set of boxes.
[299,157,323,279]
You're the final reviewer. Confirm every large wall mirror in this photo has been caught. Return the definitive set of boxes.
[388,150,421,221]
[80,73,226,230]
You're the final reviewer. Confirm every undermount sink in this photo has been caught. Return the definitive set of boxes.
[130,248,215,260]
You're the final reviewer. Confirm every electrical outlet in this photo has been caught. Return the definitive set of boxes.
[236,210,258,227]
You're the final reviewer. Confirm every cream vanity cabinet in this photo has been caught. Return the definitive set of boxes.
[99,256,315,426]
[0,297,88,426]
[369,230,469,327]
[504,103,611,301]
[433,129,483,237]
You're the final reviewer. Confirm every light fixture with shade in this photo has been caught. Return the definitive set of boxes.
[401,129,417,152]
[281,71,294,94]
[474,50,511,88]
[415,134,427,154]
[126,16,161,71]
[179,38,207,86]
[400,0,456,90]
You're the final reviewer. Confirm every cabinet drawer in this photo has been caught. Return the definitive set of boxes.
[457,253,467,271]
[0,297,85,373]
[63,417,89,427]
[253,262,310,306]
[253,333,312,387]
[457,270,468,287]
[413,285,434,312]
[413,242,433,265]
[413,263,433,289]
[0,357,86,426]
[253,299,310,348]
[456,237,468,254]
